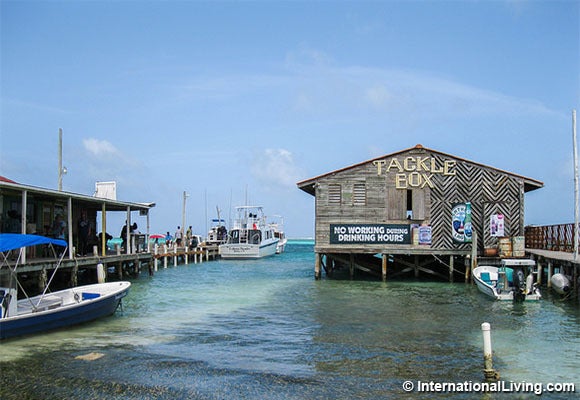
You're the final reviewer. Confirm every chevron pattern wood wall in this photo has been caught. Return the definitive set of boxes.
[429,152,524,251]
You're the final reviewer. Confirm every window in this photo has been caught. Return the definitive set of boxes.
[328,184,341,205]
[353,183,366,206]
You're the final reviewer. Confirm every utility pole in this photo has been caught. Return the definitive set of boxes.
[58,128,67,191]
[573,110,578,262]
[182,191,189,237]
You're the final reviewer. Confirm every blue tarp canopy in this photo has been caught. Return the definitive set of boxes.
[0,234,67,252]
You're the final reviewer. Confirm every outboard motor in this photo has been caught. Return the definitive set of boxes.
[513,268,526,302]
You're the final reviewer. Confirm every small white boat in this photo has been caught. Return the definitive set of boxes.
[473,259,541,301]
[269,215,287,254]
[206,207,228,246]
[219,206,279,259]
[0,234,130,340]
[550,273,572,295]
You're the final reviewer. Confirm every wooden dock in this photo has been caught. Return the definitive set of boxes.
[0,244,220,297]
[525,223,579,299]
[151,244,219,270]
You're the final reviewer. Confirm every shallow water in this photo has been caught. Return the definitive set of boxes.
[1,242,578,399]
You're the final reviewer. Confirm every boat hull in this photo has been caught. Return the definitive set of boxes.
[276,238,287,254]
[0,281,130,340]
[473,265,541,301]
[219,239,278,259]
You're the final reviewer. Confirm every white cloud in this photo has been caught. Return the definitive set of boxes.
[251,148,304,188]
[83,138,121,157]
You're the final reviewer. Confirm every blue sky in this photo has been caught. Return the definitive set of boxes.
[1,1,579,238]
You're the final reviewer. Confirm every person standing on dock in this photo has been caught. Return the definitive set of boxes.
[52,214,66,240]
[175,226,183,247]
[77,210,92,256]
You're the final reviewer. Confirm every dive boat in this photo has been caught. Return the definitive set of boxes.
[219,206,279,259]
[0,233,130,340]
[473,259,541,301]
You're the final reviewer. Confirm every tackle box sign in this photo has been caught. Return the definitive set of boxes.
[330,224,411,245]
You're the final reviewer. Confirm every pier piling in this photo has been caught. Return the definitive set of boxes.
[481,322,499,382]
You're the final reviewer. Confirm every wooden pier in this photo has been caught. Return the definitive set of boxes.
[151,244,219,270]
[1,244,220,298]
[525,223,579,299]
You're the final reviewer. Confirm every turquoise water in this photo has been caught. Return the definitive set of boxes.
[1,241,578,399]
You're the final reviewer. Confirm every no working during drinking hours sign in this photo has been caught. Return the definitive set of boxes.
[330,224,411,245]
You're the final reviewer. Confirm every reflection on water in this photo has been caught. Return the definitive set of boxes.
[1,243,578,399]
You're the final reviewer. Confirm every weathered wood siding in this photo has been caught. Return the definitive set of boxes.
[313,147,526,255]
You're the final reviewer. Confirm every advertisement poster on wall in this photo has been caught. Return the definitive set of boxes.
[490,213,505,237]
[452,202,472,243]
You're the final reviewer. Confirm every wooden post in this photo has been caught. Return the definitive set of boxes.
[414,255,419,278]
[163,245,168,268]
[449,255,454,283]
[173,246,178,267]
[536,260,542,285]
[154,244,159,272]
[547,261,553,288]
[101,203,107,257]
[482,322,499,381]
[468,230,478,283]
[118,262,123,279]
[349,253,354,279]
[382,254,387,281]
[315,252,321,280]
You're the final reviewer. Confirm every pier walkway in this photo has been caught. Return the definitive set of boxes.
[525,223,579,297]
[1,244,220,297]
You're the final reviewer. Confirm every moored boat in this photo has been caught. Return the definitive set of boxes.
[269,215,287,254]
[0,233,130,339]
[473,259,541,301]
[219,206,279,259]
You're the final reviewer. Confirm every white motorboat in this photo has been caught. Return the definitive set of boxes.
[0,234,130,339]
[550,273,572,295]
[269,215,287,254]
[219,206,279,259]
[473,259,541,301]
[206,207,228,246]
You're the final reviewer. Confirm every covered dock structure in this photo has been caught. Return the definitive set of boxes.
[0,177,155,293]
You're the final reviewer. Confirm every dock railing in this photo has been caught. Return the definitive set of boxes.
[525,223,577,253]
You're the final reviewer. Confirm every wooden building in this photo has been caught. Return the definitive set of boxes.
[297,144,543,280]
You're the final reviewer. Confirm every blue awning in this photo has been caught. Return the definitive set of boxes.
[0,234,67,252]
